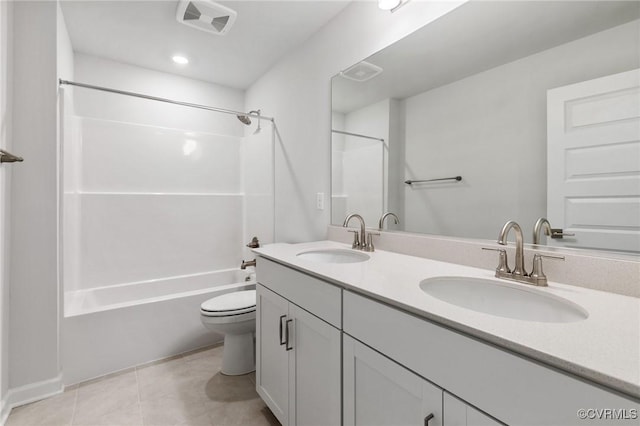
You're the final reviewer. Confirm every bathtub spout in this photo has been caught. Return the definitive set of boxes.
[241,259,256,270]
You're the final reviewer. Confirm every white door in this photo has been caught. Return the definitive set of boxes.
[289,304,341,426]
[547,69,640,253]
[256,284,290,425]
[0,0,11,412]
[343,334,442,426]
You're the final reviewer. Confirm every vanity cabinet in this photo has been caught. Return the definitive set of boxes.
[343,290,639,426]
[256,258,341,426]
[443,393,502,426]
[256,254,639,426]
[343,334,443,426]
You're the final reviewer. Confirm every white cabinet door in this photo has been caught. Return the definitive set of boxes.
[344,334,443,426]
[257,284,342,426]
[289,304,341,426]
[444,392,503,426]
[256,284,290,425]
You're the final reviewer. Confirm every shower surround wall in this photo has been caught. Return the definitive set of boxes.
[66,53,248,294]
[61,54,273,384]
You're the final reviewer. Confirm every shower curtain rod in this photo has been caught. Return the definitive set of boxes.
[58,79,275,122]
[331,129,384,142]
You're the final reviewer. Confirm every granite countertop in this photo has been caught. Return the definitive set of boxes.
[254,240,640,399]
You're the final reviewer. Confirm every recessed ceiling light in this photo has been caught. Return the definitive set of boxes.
[172,55,189,65]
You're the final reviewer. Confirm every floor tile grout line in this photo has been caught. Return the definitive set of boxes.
[134,366,144,426]
[69,385,79,426]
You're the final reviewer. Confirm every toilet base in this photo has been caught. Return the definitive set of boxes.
[221,332,255,375]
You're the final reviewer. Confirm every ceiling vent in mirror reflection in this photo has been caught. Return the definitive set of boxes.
[340,61,383,82]
[176,0,238,36]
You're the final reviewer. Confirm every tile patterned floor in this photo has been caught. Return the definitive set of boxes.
[6,345,280,426]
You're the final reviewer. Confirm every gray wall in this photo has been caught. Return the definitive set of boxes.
[9,0,60,391]
[246,1,464,242]
[403,20,640,242]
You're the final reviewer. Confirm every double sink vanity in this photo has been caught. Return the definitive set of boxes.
[252,235,639,426]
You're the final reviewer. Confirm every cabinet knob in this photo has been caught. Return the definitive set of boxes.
[424,413,434,426]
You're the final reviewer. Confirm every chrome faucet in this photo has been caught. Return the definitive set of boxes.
[241,259,256,270]
[343,213,366,250]
[485,220,564,287]
[533,218,552,245]
[533,217,574,244]
[378,212,399,230]
[498,220,526,277]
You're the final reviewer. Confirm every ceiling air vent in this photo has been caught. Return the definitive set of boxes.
[176,0,238,36]
[340,61,383,82]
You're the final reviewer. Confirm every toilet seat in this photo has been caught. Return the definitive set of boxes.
[201,289,256,317]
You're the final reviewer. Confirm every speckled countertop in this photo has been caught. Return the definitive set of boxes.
[254,240,640,399]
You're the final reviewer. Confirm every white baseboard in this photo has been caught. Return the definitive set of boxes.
[0,373,63,425]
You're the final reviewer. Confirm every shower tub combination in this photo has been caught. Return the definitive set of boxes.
[63,269,255,385]
[60,78,274,386]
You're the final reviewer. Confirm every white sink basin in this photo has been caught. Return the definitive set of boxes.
[420,276,588,323]
[296,249,370,264]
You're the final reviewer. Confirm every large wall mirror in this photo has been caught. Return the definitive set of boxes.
[331,1,640,254]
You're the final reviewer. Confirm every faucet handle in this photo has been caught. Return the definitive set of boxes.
[482,247,511,274]
[347,230,360,249]
[530,253,565,286]
[550,228,575,239]
[246,236,260,248]
[363,232,380,252]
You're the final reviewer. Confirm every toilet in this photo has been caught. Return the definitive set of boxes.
[200,289,256,375]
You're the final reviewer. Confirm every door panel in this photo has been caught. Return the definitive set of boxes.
[547,69,640,252]
[290,305,341,426]
[343,334,442,426]
[256,284,289,425]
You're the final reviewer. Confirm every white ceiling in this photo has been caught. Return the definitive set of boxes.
[60,0,351,90]
[332,1,640,113]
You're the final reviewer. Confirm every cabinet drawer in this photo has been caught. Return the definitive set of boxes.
[256,257,341,328]
[344,290,639,425]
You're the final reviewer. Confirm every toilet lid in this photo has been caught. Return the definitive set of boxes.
[201,290,256,316]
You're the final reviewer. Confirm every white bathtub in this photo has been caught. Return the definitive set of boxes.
[62,269,255,385]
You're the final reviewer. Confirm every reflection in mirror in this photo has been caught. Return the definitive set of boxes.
[331,112,387,229]
[331,1,640,254]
